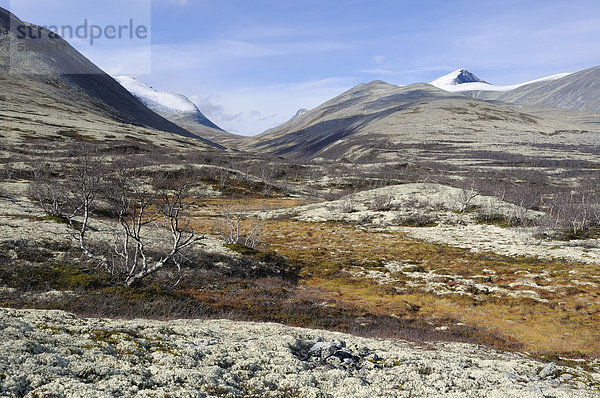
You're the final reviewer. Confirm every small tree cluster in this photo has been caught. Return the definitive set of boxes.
[368,191,395,211]
[219,204,266,249]
[109,169,202,287]
[455,177,480,213]
[540,191,600,239]
[29,146,202,287]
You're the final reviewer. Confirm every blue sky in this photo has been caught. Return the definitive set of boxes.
[4,0,600,135]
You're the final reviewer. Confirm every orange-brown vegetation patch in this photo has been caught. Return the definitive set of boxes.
[190,203,600,358]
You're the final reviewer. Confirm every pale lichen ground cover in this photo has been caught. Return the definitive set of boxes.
[0,308,598,398]
[270,183,600,264]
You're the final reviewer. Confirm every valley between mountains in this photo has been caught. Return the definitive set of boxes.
[1,5,600,397]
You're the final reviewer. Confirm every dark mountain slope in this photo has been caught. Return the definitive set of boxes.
[0,7,222,148]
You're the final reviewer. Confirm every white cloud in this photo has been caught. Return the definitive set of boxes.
[359,68,395,75]
[146,39,349,74]
[191,95,243,122]
[373,55,385,64]
[190,77,355,136]
[81,35,340,76]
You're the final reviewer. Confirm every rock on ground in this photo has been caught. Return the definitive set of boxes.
[0,308,598,397]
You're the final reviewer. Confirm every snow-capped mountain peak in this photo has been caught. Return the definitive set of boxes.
[431,69,489,88]
[114,76,199,114]
[114,76,223,131]
[430,69,572,93]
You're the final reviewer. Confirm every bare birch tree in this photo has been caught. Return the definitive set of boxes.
[106,168,204,287]
[67,148,106,261]
[29,152,203,287]
[544,191,600,238]
[219,203,266,248]
[456,177,479,213]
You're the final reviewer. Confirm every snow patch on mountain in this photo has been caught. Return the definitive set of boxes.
[115,76,199,114]
[430,69,571,92]
[430,69,490,88]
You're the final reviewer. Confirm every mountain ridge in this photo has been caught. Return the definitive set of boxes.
[496,65,600,114]
[240,77,600,162]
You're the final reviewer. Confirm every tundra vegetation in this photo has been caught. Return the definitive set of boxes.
[1,133,600,369]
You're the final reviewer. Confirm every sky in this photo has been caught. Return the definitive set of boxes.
[3,0,600,135]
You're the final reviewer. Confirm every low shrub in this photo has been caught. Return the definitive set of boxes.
[394,213,436,227]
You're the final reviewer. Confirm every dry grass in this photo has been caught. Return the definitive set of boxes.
[193,197,315,212]
[188,200,600,358]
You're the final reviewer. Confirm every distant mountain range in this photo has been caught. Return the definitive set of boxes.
[429,66,600,115]
[3,6,600,163]
[239,73,600,162]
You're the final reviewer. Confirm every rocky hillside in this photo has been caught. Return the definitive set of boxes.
[0,308,598,397]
